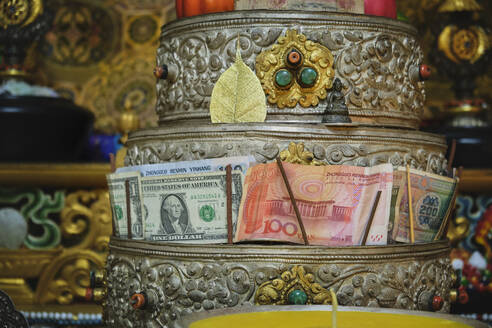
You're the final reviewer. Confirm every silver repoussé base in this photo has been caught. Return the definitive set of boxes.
[104,238,454,328]
[156,11,425,129]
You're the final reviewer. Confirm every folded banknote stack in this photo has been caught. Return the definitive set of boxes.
[107,156,458,246]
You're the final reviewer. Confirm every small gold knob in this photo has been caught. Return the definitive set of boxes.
[90,270,106,288]
[449,289,458,303]
[93,288,107,302]
[119,99,140,135]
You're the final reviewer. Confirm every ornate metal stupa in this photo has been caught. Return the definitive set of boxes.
[104,10,455,328]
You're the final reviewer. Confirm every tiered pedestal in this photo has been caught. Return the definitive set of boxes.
[105,238,454,328]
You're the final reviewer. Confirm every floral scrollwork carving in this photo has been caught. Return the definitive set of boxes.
[22,190,113,305]
[255,265,332,305]
[60,190,112,252]
[35,249,105,304]
[155,13,427,127]
[104,239,455,327]
[126,138,447,176]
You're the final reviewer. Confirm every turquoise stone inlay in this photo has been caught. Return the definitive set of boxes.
[288,289,308,305]
[275,69,293,88]
[299,67,317,87]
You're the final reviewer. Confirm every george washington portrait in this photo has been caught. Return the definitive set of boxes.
[159,194,193,234]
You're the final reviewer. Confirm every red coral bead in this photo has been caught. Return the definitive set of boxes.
[432,295,443,311]
[419,65,431,80]
[153,66,164,79]
[130,293,146,309]
[287,51,301,66]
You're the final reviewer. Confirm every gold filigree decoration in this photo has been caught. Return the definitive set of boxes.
[255,265,332,305]
[255,30,335,109]
[60,190,112,252]
[438,25,489,64]
[80,51,157,133]
[279,142,325,166]
[35,250,105,304]
[28,189,111,304]
[0,0,43,28]
[438,0,482,12]
[446,216,470,245]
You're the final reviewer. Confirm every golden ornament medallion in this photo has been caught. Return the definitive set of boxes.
[255,30,335,109]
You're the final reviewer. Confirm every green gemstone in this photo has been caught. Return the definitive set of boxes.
[484,269,492,278]
[275,69,293,88]
[288,289,307,305]
[461,276,469,287]
[300,67,318,87]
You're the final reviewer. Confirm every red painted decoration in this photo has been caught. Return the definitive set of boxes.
[474,205,492,260]
[183,0,201,17]
[176,0,234,18]
[458,290,469,304]
[364,0,397,19]
[176,0,184,17]
[419,65,431,80]
[432,295,443,311]
[85,288,94,301]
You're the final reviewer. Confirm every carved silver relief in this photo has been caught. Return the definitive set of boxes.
[104,240,455,328]
[156,12,425,128]
[126,143,446,175]
[125,125,447,175]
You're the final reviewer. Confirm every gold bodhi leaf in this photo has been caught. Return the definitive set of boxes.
[210,41,267,123]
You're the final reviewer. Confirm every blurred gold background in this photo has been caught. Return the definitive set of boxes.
[37,0,176,134]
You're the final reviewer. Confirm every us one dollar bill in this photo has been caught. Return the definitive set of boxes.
[106,172,145,239]
[390,167,457,243]
[142,171,244,243]
[116,156,255,177]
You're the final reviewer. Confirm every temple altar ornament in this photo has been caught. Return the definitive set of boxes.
[104,8,458,328]
[154,11,427,128]
[0,163,111,308]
